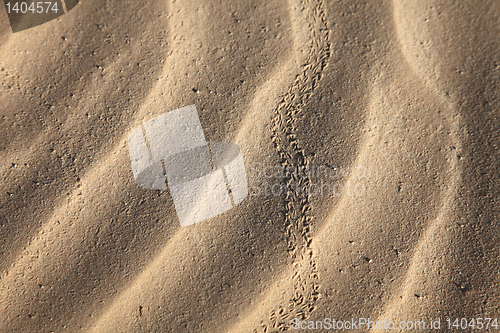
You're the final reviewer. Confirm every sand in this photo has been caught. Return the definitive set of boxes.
[0,0,499,332]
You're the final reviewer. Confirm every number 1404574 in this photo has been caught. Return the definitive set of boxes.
[5,2,58,14]
[446,318,498,330]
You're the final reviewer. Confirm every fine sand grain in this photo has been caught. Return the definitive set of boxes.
[0,0,499,332]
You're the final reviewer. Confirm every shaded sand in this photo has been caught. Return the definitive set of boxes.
[0,0,499,332]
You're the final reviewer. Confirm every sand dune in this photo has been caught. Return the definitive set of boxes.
[0,0,499,332]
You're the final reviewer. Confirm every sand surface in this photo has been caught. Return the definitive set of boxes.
[0,0,499,332]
